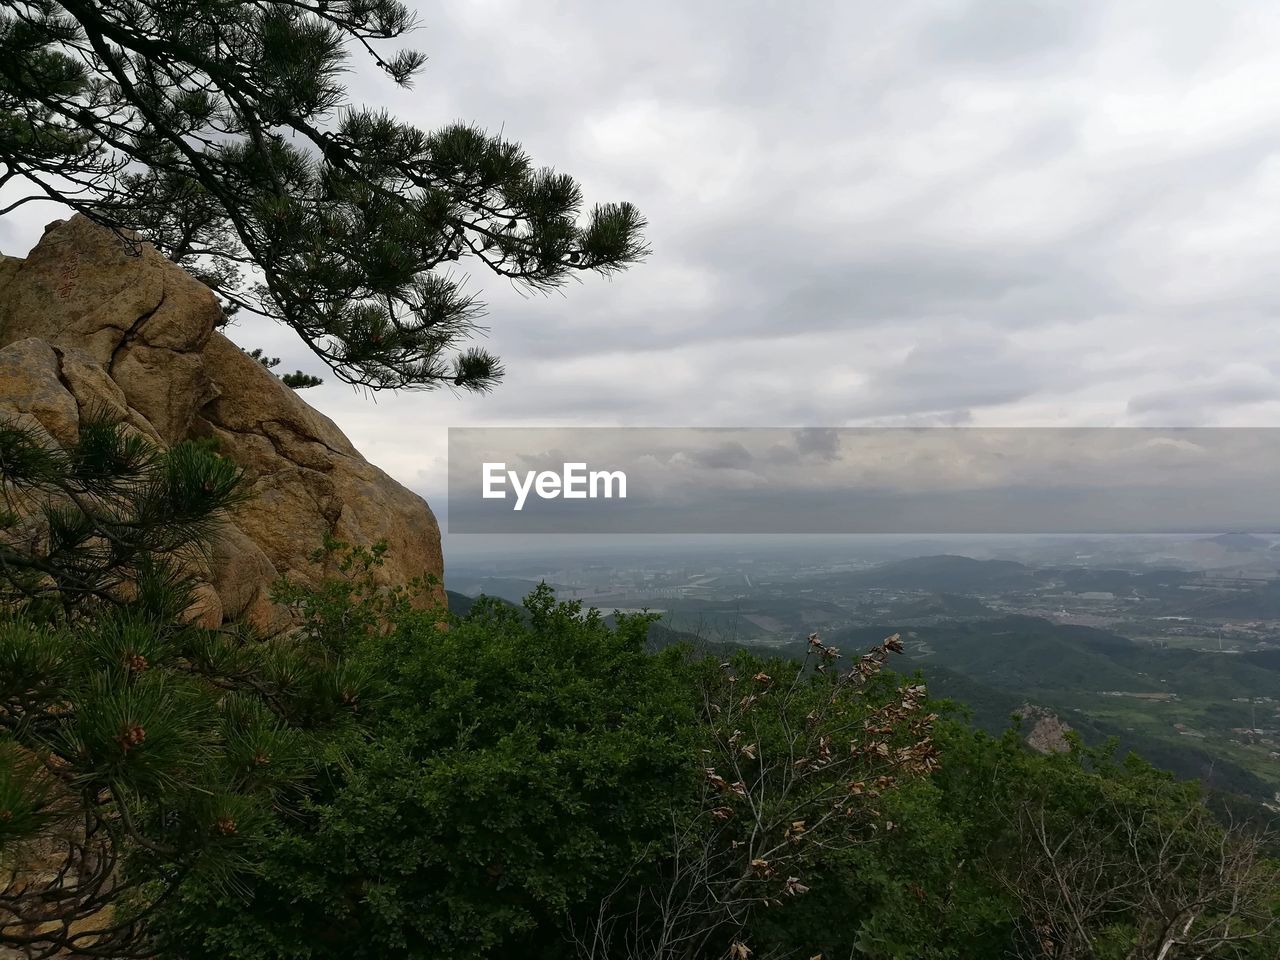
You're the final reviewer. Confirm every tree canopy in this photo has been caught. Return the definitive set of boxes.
[0,0,648,391]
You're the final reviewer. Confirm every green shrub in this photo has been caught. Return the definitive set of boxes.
[162,581,697,960]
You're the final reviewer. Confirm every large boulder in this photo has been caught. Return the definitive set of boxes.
[0,216,444,631]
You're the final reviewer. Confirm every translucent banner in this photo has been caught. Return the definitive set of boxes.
[446,428,1280,534]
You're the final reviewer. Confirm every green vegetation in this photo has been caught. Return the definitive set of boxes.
[160,582,699,960]
[0,418,368,957]
[246,348,324,390]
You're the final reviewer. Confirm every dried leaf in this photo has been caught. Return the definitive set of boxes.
[785,876,810,896]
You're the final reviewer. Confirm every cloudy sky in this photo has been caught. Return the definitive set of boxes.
[6,0,1280,531]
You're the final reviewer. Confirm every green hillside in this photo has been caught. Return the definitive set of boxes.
[824,616,1280,801]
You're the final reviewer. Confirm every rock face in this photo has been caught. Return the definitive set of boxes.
[0,216,444,630]
[1015,703,1074,754]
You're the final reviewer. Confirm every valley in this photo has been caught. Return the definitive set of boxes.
[449,535,1280,805]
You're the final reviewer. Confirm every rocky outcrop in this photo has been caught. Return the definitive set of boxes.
[1015,703,1074,754]
[0,216,444,631]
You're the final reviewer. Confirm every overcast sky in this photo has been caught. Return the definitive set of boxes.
[6,0,1280,530]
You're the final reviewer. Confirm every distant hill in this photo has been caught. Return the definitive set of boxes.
[445,589,481,616]
[1246,649,1280,671]
[826,615,1280,800]
[445,590,521,617]
[835,615,1280,703]
[863,592,996,619]
[1175,580,1280,619]
[840,555,1040,593]
[642,621,739,656]
[908,617,1152,693]
[1049,566,1194,599]
[629,595,848,644]
[444,577,545,605]
[912,664,1027,731]
[1201,533,1272,551]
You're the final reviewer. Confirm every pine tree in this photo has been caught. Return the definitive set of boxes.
[0,416,366,958]
[246,347,323,389]
[0,1,648,391]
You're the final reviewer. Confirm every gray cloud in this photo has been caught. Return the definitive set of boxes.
[684,441,754,470]
[793,428,841,461]
[1127,365,1280,423]
[923,0,1100,66]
